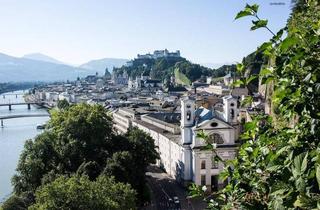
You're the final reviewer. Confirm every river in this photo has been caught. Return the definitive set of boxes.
[0,90,49,202]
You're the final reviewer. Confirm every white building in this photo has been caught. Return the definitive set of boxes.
[128,74,162,91]
[112,71,129,85]
[137,49,181,60]
[113,95,239,191]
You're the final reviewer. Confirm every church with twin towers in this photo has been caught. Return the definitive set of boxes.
[113,95,239,190]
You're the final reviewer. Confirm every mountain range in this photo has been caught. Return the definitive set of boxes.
[0,53,128,82]
[22,53,66,65]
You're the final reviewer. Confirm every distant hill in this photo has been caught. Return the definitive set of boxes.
[22,53,65,65]
[0,53,88,82]
[79,58,128,75]
[201,62,236,69]
[113,56,212,85]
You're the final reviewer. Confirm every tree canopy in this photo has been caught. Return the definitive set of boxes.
[113,56,213,83]
[29,175,136,210]
[4,104,158,209]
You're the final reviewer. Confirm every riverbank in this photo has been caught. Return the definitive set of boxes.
[0,82,37,95]
[0,90,50,202]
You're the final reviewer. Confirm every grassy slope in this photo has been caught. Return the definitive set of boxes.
[174,68,191,86]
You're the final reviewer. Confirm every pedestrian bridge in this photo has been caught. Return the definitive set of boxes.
[0,102,42,110]
[0,113,50,127]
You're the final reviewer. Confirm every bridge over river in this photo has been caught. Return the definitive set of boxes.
[0,102,44,110]
[0,114,50,127]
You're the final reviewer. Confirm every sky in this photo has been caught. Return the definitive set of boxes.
[0,0,292,65]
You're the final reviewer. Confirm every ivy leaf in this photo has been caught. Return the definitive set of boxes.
[244,121,256,130]
[272,28,285,42]
[236,63,245,74]
[235,10,253,20]
[234,4,259,20]
[246,75,258,85]
[301,152,308,173]
[303,73,312,82]
[232,80,244,87]
[257,41,272,52]
[260,68,273,77]
[261,76,275,85]
[293,152,308,177]
[295,177,306,193]
[316,164,320,190]
[248,4,259,13]
[251,19,268,30]
[280,36,299,51]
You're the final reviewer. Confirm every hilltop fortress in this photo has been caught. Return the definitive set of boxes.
[136,49,181,60]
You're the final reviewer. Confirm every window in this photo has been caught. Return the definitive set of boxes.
[201,175,206,186]
[211,158,219,169]
[187,110,191,121]
[201,160,206,169]
[230,109,235,119]
[208,133,224,144]
[210,122,218,127]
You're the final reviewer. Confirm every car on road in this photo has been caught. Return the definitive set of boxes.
[173,196,180,204]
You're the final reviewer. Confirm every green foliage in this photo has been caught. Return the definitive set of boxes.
[174,68,191,86]
[212,64,236,78]
[1,195,28,210]
[193,1,320,209]
[9,104,158,208]
[56,99,69,110]
[29,175,136,210]
[113,56,212,83]
[174,61,211,82]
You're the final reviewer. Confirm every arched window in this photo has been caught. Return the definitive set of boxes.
[187,110,191,121]
[201,160,206,169]
[230,108,235,119]
[211,158,219,169]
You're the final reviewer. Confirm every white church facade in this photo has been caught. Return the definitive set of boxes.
[112,95,239,190]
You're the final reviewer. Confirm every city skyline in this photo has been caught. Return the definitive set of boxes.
[0,0,291,65]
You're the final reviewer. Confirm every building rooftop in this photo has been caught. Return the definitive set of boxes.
[133,118,181,145]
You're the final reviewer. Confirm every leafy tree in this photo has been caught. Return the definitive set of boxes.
[191,1,320,209]
[56,99,69,109]
[48,104,113,172]
[29,175,136,210]
[103,151,135,185]
[211,64,236,78]
[1,195,28,210]
[12,104,114,195]
[113,56,212,83]
[9,104,158,208]
[103,128,159,202]
[174,61,211,82]
[12,132,58,194]
[125,128,159,171]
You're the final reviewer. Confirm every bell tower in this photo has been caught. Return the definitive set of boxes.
[181,97,195,144]
[223,95,239,124]
[180,97,194,182]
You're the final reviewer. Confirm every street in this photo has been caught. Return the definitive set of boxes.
[143,165,207,210]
